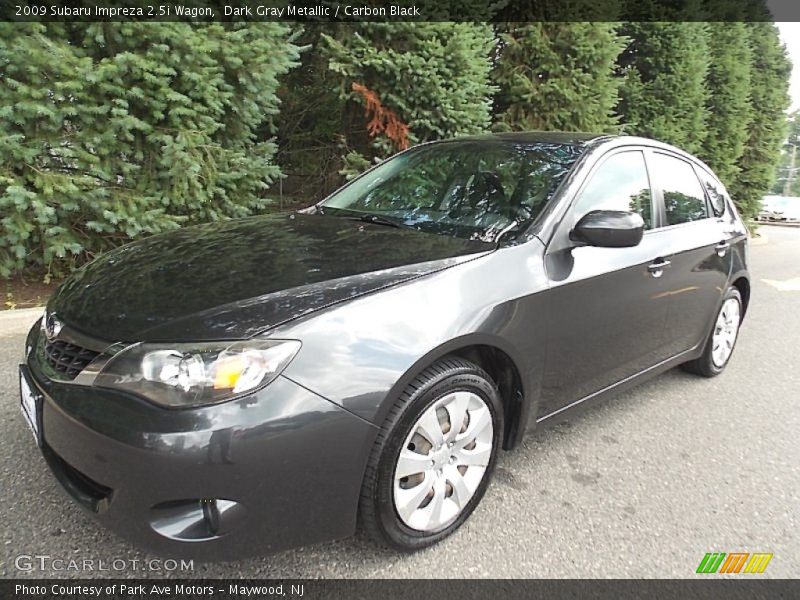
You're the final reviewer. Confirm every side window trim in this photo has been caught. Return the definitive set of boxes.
[545,145,655,254]
[646,149,711,228]
[689,163,715,219]
[642,148,665,229]
[568,147,655,226]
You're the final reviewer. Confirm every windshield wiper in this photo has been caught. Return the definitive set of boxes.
[317,206,406,229]
[492,220,523,244]
[349,213,404,228]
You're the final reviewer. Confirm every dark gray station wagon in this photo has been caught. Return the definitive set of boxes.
[21,133,749,559]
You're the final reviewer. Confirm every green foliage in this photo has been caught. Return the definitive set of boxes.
[339,149,373,182]
[274,24,348,200]
[492,23,625,133]
[731,22,791,220]
[276,22,497,201]
[322,23,496,151]
[0,22,299,277]
[1,17,795,280]
[616,22,710,154]
[701,21,752,187]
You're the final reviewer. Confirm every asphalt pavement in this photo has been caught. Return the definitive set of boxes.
[0,226,797,579]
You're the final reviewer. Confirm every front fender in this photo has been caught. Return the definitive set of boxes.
[272,243,549,429]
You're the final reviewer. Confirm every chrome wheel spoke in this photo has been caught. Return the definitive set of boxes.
[454,406,491,450]
[420,477,447,528]
[444,465,472,510]
[455,442,492,467]
[444,392,470,442]
[417,407,445,446]
[395,449,431,479]
[395,472,434,522]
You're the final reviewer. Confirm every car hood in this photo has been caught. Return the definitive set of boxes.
[47,213,493,342]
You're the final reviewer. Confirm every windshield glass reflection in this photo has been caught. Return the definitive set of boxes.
[320,140,584,241]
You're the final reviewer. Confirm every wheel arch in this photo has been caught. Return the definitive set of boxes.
[731,275,750,318]
[378,334,531,451]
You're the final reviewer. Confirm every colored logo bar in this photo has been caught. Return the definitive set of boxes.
[697,552,772,574]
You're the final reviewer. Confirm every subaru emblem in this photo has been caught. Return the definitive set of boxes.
[45,312,64,340]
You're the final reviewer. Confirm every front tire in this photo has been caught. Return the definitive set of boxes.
[358,357,503,551]
[681,286,743,377]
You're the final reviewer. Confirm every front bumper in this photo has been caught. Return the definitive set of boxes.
[24,328,378,561]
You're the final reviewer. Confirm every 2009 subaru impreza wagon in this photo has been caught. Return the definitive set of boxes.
[20,132,749,559]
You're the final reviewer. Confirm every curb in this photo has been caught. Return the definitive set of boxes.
[759,221,800,228]
[0,307,43,336]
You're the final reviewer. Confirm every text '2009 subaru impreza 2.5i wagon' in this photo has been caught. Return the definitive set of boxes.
[20,132,749,560]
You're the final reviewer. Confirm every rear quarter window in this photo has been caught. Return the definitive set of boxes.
[699,171,728,217]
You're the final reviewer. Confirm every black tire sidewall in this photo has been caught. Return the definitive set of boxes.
[373,368,504,550]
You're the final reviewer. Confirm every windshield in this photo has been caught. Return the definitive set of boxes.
[319,140,584,241]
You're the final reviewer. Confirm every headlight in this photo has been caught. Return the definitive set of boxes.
[94,339,301,408]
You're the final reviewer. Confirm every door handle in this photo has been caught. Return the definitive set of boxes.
[647,259,671,278]
[715,241,730,257]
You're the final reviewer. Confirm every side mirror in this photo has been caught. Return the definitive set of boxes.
[570,210,644,248]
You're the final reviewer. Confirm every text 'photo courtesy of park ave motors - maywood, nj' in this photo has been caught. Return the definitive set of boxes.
[15,583,304,597]
[30,4,422,18]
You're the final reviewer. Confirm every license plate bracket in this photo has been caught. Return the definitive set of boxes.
[19,366,43,447]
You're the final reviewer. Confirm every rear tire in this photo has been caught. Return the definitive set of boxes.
[358,357,503,551]
[681,286,742,377]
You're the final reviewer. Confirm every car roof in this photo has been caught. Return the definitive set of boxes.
[435,131,610,146]
[429,131,702,156]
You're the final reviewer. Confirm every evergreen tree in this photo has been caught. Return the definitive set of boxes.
[274,24,347,200]
[731,22,791,220]
[701,21,752,187]
[0,23,299,277]
[616,22,710,154]
[321,23,496,165]
[492,23,625,133]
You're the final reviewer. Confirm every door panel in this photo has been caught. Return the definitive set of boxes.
[657,219,731,356]
[647,153,733,356]
[538,149,670,418]
[539,236,674,417]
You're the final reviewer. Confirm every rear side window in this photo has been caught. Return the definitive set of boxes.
[699,171,727,217]
[651,153,709,225]
[572,151,653,229]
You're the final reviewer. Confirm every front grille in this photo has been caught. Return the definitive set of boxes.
[44,340,100,380]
